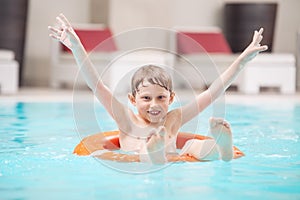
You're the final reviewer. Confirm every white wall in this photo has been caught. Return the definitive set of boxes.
[172,0,223,28]
[273,0,300,53]
[24,0,90,86]
[23,0,300,87]
[109,0,173,32]
[109,0,300,54]
[109,0,222,32]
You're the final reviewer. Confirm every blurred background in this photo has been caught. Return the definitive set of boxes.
[0,0,299,93]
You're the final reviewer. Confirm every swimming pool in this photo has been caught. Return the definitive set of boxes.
[1,100,299,200]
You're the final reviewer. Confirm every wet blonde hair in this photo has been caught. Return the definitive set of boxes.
[131,65,173,97]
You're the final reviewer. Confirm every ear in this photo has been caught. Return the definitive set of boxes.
[169,92,175,105]
[128,93,136,106]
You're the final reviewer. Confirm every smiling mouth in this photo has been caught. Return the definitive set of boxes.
[147,110,161,116]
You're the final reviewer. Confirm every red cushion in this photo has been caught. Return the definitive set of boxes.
[62,28,117,52]
[177,31,231,54]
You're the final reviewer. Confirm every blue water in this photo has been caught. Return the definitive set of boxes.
[0,101,300,200]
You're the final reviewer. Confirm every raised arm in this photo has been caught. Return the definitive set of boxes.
[48,14,98,91]
[48,14,132,132]
[180,28,268,124]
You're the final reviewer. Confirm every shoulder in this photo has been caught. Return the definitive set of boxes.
[167,108,182,117]
[166,108,182,126]
[117,108,136,133]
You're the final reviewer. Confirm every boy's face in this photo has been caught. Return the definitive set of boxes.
[129,82,174,124]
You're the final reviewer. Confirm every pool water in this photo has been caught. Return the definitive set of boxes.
[0,101,300,200]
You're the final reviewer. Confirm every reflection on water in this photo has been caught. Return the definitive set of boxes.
[0,102,299,200]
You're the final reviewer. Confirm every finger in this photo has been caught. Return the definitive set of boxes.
[253,31,264,45]
[157,126,166,137]
[56,16,66,27]
[258,45,268,51]
[146,130,156,142]
[252,45,268,53]
[254,35,263,46]
[48,28,62,39]
[254,30,258,38]
[49,33,60,40]
[157,126,165,133]
[59,13,72,27]
[158,130,165,138]
[258,27,264,35]
[155,133,165,142]
[256,28,264,41]
[222,120,230,129]
[48,26,62,34]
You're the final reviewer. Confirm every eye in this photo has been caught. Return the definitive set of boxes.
[142,96,151,100]
[158,95,166,100]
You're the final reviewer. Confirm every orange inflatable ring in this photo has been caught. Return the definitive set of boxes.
[74,131,245,162]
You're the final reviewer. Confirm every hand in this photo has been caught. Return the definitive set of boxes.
[48,13,80,50]
[146,126,166,152]
[239,28,268,67]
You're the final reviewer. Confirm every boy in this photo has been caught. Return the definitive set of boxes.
[48,14,268,164]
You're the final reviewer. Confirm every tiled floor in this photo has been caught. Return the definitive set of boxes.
[0,87,299,105]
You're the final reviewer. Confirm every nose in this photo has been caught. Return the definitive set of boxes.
[150,99,158,107]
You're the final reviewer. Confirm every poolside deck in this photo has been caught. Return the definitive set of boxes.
[0,87,299,105]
